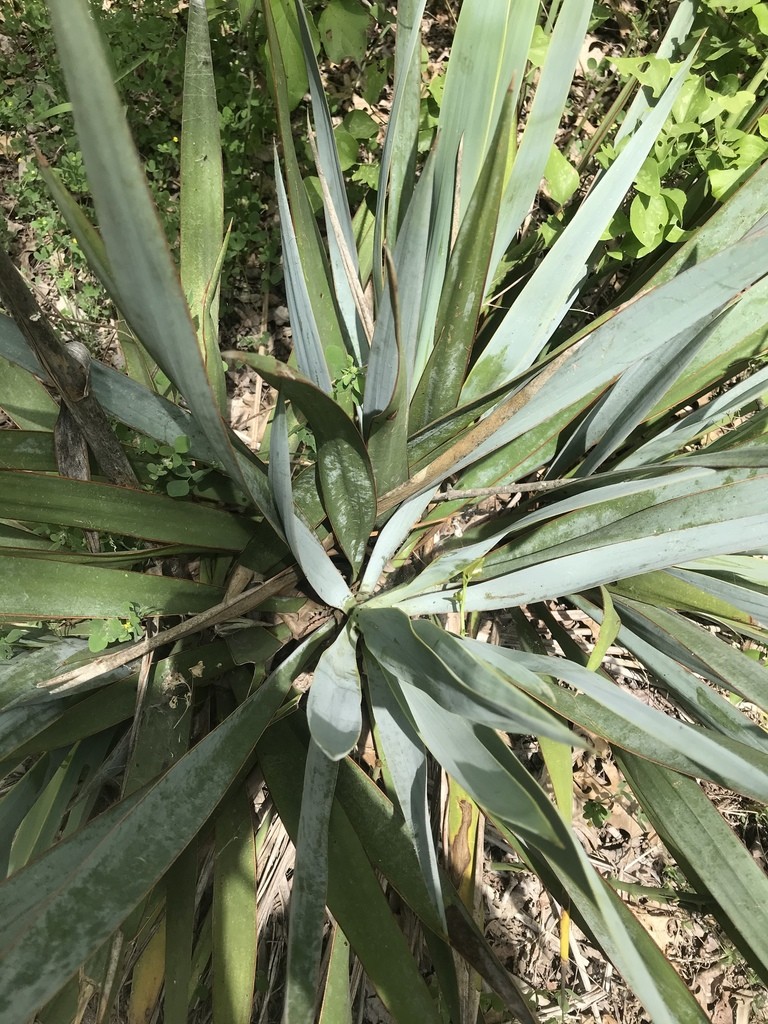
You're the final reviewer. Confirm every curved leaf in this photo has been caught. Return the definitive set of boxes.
[307,622,362,760]
[269,394,353,609]
[229,352,375,576]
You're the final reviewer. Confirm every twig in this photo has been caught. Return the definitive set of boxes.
[432,479,571,501]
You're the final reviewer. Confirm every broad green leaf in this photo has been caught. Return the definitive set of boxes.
[0,553,223,619]
[180,0,226,412]
[543,145,580,206]
[481,468,764,576]
[629,192,669,248]
[0,628,327,1022]
[318,0,368,64]
[212,787,258,1024]
[307,622,362,760]
[268,395,353,610]
[0,357,58,431]
[366,654,446,930]
[619,752,768,985]
[227,352,375,575]
[284,739,339,1024]
[258,720,443,1024]
[0,471,256,550]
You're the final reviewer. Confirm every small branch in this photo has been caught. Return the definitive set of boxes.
[37,566,301,694]
[432,480,572,501]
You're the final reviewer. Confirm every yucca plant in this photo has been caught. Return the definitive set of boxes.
[1,0,768,1022]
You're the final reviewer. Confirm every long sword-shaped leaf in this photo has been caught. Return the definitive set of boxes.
[606,595,768,714]
[0,629,328,1022]
[416,0,535,368]
[620,352,768,469]
[575,594,768,745]
[397,515,768,615]
[180,0,226,412]
[366,654,446,931]
[0,471,255,550]
[274,155,333,394]
[553,317,721,477]
[263,0,346,377]
[359,485,437,595]
[0,553,223,619]
[463,50,696,399]
[258,720,443,1024]
[284,739,339,1024]
[466,641,768,803]
[293,0,365,364]
[374,0,426,286]
[356,607,576,744]
[410,87,516,430]
[212,786,258,1024]
[489,0,594,278]
[618,751,768,986]
[447,227,768,481]
[0,356,57,431]
[45,0,248,500]
[487,808,709,1024]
